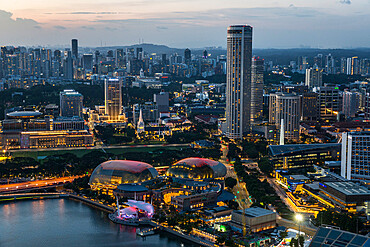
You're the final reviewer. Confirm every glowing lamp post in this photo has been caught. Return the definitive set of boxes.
[295,214,303,237]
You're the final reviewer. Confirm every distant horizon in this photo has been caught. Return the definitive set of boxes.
[3,42,370,51]
[0,0,369,48]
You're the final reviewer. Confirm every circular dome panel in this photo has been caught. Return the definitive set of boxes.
[89,160,158,187]
[167,158,227,180]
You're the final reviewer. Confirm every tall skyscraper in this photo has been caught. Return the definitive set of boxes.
[341,132,370,182]
[269,93,300,141]
[184,48,191,65]
[225,25,253,139]
[115,49,124,68]
[63,50,73,80]
[305,68,323,89]
[251,56,264,124]
[105,78,122,122]
[71,39,78,59]
[60,89,83,118]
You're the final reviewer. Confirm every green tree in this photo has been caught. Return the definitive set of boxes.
[225,177,237,189]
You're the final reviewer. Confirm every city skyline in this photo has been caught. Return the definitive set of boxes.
[0,0,369,48]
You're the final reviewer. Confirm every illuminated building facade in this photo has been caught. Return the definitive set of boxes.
[251,56,264,124]
[0,113,93,149]
[341,132,370,183]
[167,158,227,181]
[314,86,340,122]
[342,90,361,118]
[319,182,370,214]
[305,68,323,89]
[269,143,341,170]
[89,160,159,192]
[171,191,218,211]
[105,78,122,122]
[301,92,318,121]
[230,207,276,233]
[269,93,300,141]
[225,25,253,139]
[60,89,83,118]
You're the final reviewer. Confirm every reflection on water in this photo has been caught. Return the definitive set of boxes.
[0,199,197,247]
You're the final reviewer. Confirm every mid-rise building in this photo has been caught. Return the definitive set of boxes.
[171,191,218,211]
[269,143,341,170]
[225,25,253,139]
[230,207,276,233]
[269,93,300,141]
[105,78,122,122]
[341,132,370,183]
[251,56,264,124]
[59,89,83,118]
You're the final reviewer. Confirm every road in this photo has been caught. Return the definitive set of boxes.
[7,143,189,153]
[0,176,81,193]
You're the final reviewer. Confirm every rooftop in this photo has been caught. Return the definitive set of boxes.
[322,182,370,196]
[288,175,310,180]
[311,227,370,247]
[234,207,276,218]
[269,143,341,157]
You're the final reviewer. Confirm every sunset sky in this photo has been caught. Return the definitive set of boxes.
[1,0,369,48]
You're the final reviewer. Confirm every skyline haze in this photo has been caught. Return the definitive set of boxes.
[0,0,369,48]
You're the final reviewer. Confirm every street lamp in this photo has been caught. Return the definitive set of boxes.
[295,214,303,238]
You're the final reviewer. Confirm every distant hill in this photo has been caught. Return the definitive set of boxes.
[81,43,370,65]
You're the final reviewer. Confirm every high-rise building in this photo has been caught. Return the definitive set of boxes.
[314,54,323,68]
[314,86,340,122]
[297,56,308,72]
[269,93,300,141]
[82,54,93,71]
[251,56,264,124]
[340,58,347,74]
[63,50,73,80]
[184,48,191,65]
[342,90,361,118]
[365,91,370,120]
[60,89,83,118]
[347,56,360,75]
[225,25,253,139]
[305,68,323,89]
[105,78,122,122]
[115,49,124,68]
[71,39,78,59]
[203,50,208,59]
[154,91,169,113]
[341,132,370,183]
[301,92,318,121]
[325,54,335,74]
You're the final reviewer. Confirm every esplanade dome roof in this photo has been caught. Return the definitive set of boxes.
[89,160,158,187]
[166,157,227,180]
